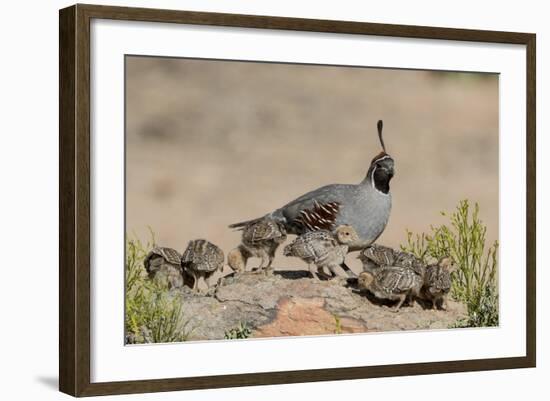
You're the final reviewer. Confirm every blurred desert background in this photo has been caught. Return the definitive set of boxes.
[126,56,498,275]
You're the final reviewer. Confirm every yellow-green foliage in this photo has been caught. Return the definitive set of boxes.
[402,200,499,327]
[125,234,192,343]
[224,322,252,340]
[333,315,342,335]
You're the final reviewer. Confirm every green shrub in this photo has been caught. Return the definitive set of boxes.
[334,315,342,335]
[125,233,193,343]
[401,200,499,327]
[224,322,252,340]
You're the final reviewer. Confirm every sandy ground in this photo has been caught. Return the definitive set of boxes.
[125,56,499,275]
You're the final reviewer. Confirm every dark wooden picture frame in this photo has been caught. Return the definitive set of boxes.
[59,3,536,397]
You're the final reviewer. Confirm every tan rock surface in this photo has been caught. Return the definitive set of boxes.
[174,271,468,341]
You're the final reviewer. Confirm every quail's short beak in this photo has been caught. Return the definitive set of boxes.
[377,158,395,177]
[383,166,395,178]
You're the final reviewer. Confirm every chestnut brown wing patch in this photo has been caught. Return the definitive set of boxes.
[293,200,340,231]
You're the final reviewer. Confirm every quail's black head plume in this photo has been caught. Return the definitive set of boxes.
[230,119,396,250]
[377,120,386,152]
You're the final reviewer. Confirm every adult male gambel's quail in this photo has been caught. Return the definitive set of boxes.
[283,225,359,280]
[229,120,394,251]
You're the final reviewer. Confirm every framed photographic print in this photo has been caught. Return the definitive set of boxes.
[59,4,536,397]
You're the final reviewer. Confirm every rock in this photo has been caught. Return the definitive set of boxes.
[254,297,367,338]
[172,271,468,341]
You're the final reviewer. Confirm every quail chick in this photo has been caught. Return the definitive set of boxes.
[143,247,184,289]
[227,245,248,274]
[393,251,426,278]
[358,244,426,278]
[231,218,287,274]
[230,120,395,251]
[283,225,359,280]
[181,239,224,293]
[357,265,423,312]
[422,256,455,310]
[357,244,396,272]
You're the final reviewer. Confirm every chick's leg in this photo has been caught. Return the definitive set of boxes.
[205,273,217,289]
[391,294,407,313]
[259,251,269,270]
[326,265,340,280]
[263,253,276,276]
[267,245,277,268]
[317,265,333,280]
[438,296,448,311]
[405,293,415,307]
[309,264,321,280]
[340,262,357,278]
[191,272,199,291]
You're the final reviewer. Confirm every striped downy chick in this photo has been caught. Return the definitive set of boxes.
[357,265,423,312]
[241,218,287,274]
[283,225,358,280]
[357,244,396,272]
[422,256,456,310]
[393,251,426,278]
[143,247,184,289]
[227,245,252,274]
[181,239,224,292]
[358,244,426,278]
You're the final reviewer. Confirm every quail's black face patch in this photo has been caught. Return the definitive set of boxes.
[372,155,394,194]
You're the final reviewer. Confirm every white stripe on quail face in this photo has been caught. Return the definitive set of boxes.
[374,154,391,163]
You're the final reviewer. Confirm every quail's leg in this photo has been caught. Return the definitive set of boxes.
[327,265,338,279]
[263,252,275,276]
[317,266,333,280]
[267,250,276,268]
[437,296,448,311]
[191,272,199,291]
[205,274,216,289]
[251,252,265,273]
[199,275,210,294]
[428,298,435,310]
[391,294,407,312]
[340,262,357,278]
[256,251,269,271]
[309,264,321,280]
[192,274,200,291]
[405,294,415,307]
